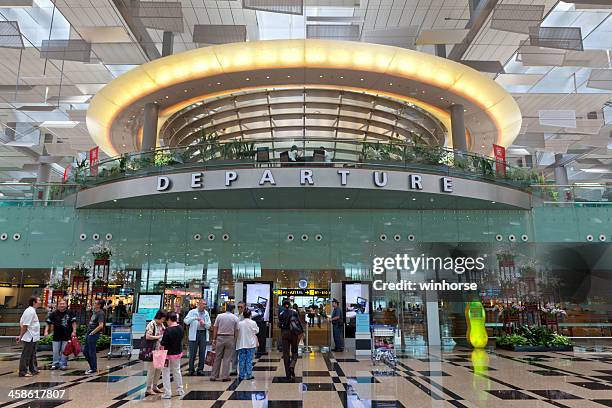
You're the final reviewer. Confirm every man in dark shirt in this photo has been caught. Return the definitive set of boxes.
[44,300,76,370]
[278,299,302,381]
[331,299,344,352]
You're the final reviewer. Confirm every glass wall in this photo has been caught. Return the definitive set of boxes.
[0,206,610,345]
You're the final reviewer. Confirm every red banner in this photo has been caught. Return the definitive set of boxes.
[43,288,51,308]
[89,146,99,176]
[63,164,71,183]
[493,144,506,176]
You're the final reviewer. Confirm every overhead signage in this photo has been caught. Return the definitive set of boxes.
[155,169,454,194]
[274,288,330,296]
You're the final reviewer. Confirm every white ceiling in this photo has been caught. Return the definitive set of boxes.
[0,0,609,183]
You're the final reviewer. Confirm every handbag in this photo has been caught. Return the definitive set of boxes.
[205,350,216,367]
[63,335,81,357]
[139,336,156,362]
[152,349,168,369]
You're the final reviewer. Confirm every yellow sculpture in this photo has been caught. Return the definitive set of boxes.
[465,299,488,348]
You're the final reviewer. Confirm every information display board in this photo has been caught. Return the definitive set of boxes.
[246,283,271,322]
[137,293,163,321]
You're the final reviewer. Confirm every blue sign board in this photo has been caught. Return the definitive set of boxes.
[132,313,147,333]
[111,331,131,346]
[356,313,370,333]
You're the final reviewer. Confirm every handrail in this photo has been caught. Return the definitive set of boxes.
[0,182,79,205]
[67,139,542,192]
[529,183,611,206]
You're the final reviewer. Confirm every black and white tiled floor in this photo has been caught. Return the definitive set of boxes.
[0,343,610,407]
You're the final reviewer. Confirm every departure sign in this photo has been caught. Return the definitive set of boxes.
[274,288,330,296]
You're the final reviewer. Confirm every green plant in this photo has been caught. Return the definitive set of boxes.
[496,333,528,347]
[38,334,53,346]
[550,334,572,347]
[515,325,555,346]
[71,263,90,277]
[97,334,111,349]
[414,144,443,165]
[154,149,173,166]
[73,158,88,183]
[496,249,516,263]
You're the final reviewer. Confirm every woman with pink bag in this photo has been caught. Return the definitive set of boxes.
[159,312,184,399]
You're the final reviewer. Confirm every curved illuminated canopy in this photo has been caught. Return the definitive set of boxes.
[87,39,521,156]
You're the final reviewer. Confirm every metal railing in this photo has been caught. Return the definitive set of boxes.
[530,183,612,207]
[67,138,541,191]
[0,183,78,206]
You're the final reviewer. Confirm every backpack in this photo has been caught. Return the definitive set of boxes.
[289,312,304,336]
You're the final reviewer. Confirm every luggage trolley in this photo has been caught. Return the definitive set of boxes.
[371,325,397,367]
[108,324,132,359]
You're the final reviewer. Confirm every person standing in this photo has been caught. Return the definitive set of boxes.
[279,299,302,381]
[184,299,211,376]
[236,309,259,381]
[230,302,245,376]
[17,296,41,377]
[83,299,105,375]
[331,299,344,352]
[44,300,76,370]
[210,303,239,382]
[160,312,184,399]
[144,310,166,396]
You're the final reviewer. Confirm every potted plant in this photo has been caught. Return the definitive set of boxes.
[541,303,567,320]
[496,249,516,267]
[520,265,536,278]
[508,303,525,317]
[71,262,90,278]
[497,325,572,351]
[90,241,113,260]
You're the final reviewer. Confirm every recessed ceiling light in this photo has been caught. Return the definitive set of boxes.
[340,76,344,79]
[412,198,416,201]
[245,77,250,81]
[165,95,169,99]
[481,145,485,148]
[260,197,264,200]
[319,75,323,78]
[389,82,392,86]
[184,89,188,92]
[217,82,221,85]
[440,97,444,100]
[193,197,198,200]
[266,76,270,79]
[360,78,364,81]
[345,197,350,200]
[287,75,291,78]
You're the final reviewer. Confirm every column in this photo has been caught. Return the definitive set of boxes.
[435,44,446,58]
[162,31,174,57]
[425,289,441,347]
[554,153,570,202]
[450,104,467,152]
[141,102,159,152]
[554,153,569,185]
[36,159,51,205]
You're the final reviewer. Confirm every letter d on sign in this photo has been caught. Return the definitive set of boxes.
[157,176,171,191]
